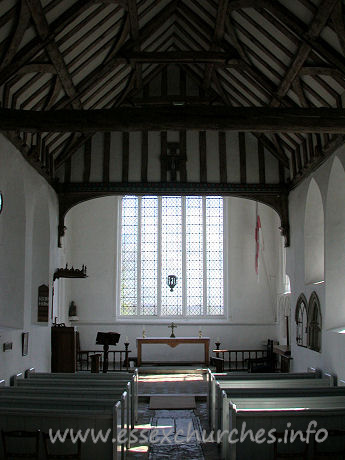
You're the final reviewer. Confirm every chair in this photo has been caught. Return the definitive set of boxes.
[42,432,81,460]
[1,430,40,460]
[273,431,309,459]
[313,429,345,459]
[248,339,276,373]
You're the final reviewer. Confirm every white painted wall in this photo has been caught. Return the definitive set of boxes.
[63,195,282,362]
[287,147,345,381]
[0,135,59,384]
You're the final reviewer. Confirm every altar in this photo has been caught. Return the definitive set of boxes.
[136,337,210,366]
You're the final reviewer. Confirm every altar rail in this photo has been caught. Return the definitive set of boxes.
[77,350,132,372]
[211,349,268,372]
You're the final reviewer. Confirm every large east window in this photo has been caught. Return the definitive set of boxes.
[120,196,224,318]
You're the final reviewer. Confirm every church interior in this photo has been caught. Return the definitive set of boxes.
[0,0,345,458]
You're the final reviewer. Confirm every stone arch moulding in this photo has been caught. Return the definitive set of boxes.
[55,183,290,248]
[304,178,324,284]
[295,293,308,348]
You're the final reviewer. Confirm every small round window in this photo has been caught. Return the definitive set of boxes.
[0,192,3,214]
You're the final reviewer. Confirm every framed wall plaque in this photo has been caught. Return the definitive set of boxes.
[37,284,49,322]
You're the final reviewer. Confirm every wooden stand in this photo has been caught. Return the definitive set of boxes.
[273,344,293,372]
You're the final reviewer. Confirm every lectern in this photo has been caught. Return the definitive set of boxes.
[96,332,120,373]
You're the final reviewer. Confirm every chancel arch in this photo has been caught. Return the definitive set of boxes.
[304,179,324,285]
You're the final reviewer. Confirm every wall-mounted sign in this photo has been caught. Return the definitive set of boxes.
[37,284,49,322]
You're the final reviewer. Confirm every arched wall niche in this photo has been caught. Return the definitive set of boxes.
[304,178,324,285]
[325,155,345,330]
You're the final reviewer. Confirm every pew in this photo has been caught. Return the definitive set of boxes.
[0,403,122,460]
[25,369,139,423]
[0,370,136,459]
[0,385,131,426]
[221,394,345,459]
[212,378,334,433]
[207,370,322,427]
[14,375,137,429]
[0,384,130,460]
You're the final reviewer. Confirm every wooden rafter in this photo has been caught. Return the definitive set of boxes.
[263,0,345,76]
[127,0,142,89]
[330,0,345,56]
[0,0,344,177]
[44,76,62,110]
[53,0,181,110]
[224,14,249,65]
[2,107,345,136]
[178,1,293,108]
[17,63,57,74]
[25,0,82,110]
[290,134,345,189]
[271,0,338,107]
[229,0,345,79]
[118,51,238,63]
[203,0,229,89]
[292,78,309,108]
[55,64,167,169]
[0,0,31,71]
[103,14,130,64]
[299,66,344,78]
[90,0,128,6]
[253,134,290,168]
[0,0,93,85]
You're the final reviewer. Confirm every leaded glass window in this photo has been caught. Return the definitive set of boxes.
[308,291,322,352]
[120,195,224,318]
[295,294,308,347]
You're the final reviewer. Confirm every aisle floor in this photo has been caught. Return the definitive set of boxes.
[127,371,220,459]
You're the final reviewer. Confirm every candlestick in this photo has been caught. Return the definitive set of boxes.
[125,336,129,343]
